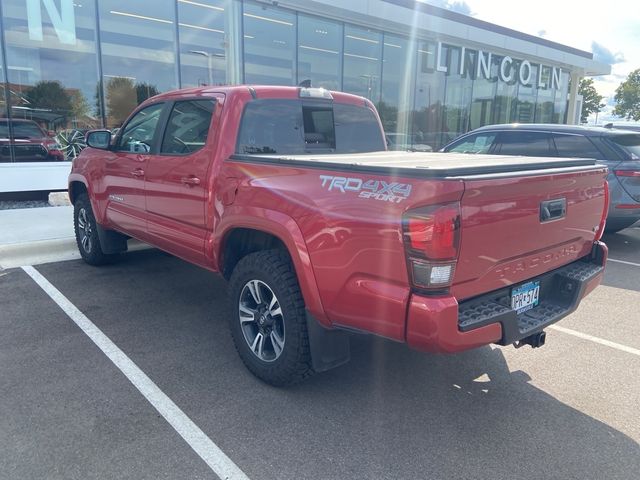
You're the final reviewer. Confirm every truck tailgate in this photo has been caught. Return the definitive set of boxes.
[452,166,608,300]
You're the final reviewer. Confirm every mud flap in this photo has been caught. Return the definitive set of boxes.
[95,223,128,254]
[306,311,350,372]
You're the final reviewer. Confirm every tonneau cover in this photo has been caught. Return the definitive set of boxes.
[230,151,598,178]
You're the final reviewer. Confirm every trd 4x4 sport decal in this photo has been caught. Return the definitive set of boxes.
[319,175,412,203]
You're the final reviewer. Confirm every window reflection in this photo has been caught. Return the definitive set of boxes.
[98,0,177,128]
[343,25,381,102]
[297,15,342,90]
[243,3,295,85]
[178,0,227,87]
[1,0,99,162]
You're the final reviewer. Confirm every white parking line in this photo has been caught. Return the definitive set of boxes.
[549,325,640,357]
[608,258,640,268]
[22,265,250,480]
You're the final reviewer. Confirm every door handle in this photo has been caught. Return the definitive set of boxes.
[181,176,201,186]
[131,168,145,178]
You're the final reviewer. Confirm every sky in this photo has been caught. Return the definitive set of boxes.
[424,0,640,123]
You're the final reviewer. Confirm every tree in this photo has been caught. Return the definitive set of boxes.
[105,77,137,127]
[578,78,604,123]
[613,68,640,121]
[135,82,159,104]
[24,80,73,124]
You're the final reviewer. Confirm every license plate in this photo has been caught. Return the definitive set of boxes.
[511,281,540,314]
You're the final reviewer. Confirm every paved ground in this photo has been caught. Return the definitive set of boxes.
[1,229,639,480]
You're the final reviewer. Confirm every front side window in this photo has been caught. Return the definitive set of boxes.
[445,133,496,154]
[161,100,216,155]
[116,103,164,153]
[495,131,553,157]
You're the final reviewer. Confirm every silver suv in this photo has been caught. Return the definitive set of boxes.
[442,124,640,232]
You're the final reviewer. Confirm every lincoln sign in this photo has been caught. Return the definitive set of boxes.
[434,41,563,90]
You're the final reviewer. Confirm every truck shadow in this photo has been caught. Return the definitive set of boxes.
[36,249,640,480]
[275,335,640,479]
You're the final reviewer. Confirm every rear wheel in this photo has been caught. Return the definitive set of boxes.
[228,250,314,386]
[74,193,118,266]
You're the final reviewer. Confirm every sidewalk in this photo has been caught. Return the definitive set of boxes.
[0,206,147,269]
[0,206,79,269]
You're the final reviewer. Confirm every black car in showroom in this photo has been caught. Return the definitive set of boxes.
[441,124,640,232]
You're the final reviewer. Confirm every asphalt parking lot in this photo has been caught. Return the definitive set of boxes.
[1,228,639,480]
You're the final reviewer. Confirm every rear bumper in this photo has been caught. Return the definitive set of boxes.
[406,241,607,353]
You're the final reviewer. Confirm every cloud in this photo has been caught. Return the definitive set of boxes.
[591,41,626,64]
[537,29,547,37]
[422,0,473,16]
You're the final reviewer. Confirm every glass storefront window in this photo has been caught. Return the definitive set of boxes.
[0,8,7,163]
[98,0,178,128]
[1,0,100,162]
[343,25,382,102]
[243,2,295,85]
[379,34,413,140]
[442,46,473,142]
[178,0,228,87]
[297,15,342,90]
[553,71,570,123]
[412,40,447,150]
[535,66,555,122]
[493,59,518,125]
[514,64,538,123]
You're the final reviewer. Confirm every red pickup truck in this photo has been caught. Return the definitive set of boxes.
[69,86,608,386]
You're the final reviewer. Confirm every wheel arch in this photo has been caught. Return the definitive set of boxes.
[215,210,329,327]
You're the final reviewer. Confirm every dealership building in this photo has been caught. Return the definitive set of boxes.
[0,0,610,193]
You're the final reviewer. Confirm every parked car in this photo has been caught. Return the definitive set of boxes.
[0,118,65,162]
[442,124,640,232]
[69,86,608,386]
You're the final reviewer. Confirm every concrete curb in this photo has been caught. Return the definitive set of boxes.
[0,238,150,269]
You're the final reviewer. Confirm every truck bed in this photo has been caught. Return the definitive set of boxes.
[229,151,598,178]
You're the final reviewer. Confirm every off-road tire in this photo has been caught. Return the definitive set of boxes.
[228,250,314,386]
[73,193,118,266]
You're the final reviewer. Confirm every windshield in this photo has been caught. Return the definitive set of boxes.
[609,134,640,159]
[0,121,46,139]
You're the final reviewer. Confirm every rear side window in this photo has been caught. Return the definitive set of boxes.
[607,134,640,160]
[236,100,304,154]
[444,133,496,153]
[235,99,384,155]
[333,103,385,153]
[552,134,604,160]
[161,100,215,155]
[495,131,553,157]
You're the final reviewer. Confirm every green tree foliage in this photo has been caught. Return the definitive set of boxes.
[25,80,73,121]
[613,68,640,121]
[105,77,137,127]
[136,83,159,104]
[578,78,605,123]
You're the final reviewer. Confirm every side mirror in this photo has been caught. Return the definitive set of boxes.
[86,129,112,150]
[47,130,56,137]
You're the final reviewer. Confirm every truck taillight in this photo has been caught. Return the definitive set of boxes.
[595,181,609,241]
[403,203,461,290]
